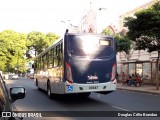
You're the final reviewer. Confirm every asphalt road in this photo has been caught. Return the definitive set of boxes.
[4,77,160,120]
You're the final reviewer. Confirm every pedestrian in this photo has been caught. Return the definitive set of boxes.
[135,74,142,86]
[131,74,136,86]
[121,72,126,85]
[126,75,132,86]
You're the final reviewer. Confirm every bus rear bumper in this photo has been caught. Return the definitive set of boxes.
[64,79,117,94]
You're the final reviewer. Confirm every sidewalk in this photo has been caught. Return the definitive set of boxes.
[116,83,160,95]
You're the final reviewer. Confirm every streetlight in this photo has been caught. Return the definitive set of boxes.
[98,8,107,11]
[60,20,79,33]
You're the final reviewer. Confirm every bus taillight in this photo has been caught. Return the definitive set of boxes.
[111,64,116,82]
[66,62,73,83]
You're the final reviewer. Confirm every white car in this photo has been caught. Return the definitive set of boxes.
[12,74,19,79]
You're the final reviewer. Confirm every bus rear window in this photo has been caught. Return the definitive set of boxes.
[68,35,113,57]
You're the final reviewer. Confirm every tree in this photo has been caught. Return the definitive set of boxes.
[124,2,160,90]
[0,30,27,73]
[27,31,48,57]
[46,32,60,45]
[27,31,59,57]
[115,34,134,61]
[101,27,115,36]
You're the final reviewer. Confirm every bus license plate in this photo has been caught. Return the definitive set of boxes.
[89,86,98,89]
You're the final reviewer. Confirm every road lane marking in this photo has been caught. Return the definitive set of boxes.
[112,106,131,112]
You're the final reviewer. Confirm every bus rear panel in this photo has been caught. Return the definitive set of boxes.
[64,34,116,94]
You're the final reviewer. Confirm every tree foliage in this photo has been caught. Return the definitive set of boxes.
[124,2,160,52]
[101,27,115,36]
[0,30,59,73]
[115,35,133,55]
[46,32,60,45]
[27,31,59,56]
[0,30,27,73]
[27,31,48,56]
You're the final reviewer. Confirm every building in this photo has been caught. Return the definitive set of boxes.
[80,3,97,33]
[117,0,160,85]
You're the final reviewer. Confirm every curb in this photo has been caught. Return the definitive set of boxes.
[116,87,160,95]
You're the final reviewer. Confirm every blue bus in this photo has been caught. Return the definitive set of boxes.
[34,33,117,98]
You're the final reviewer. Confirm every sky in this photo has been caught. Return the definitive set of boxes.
[0,0,152,35]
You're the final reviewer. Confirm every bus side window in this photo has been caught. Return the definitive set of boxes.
[40,57,43,70]
[42,55,45,69]
[46,52,49,68]
[57,44,62,66]
[37,59,39,70]
[60,42,63,53]
[53,43,63,68]
[54,46,58,67]
[48,49,53,68]
[42,54,47,70]
[59,43,63,66]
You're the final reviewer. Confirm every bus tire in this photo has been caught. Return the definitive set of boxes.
[47,81,53,99]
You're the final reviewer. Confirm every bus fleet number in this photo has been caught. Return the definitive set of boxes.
[89,86,98,89]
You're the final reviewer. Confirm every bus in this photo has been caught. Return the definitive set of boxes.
[33,32,117,98]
